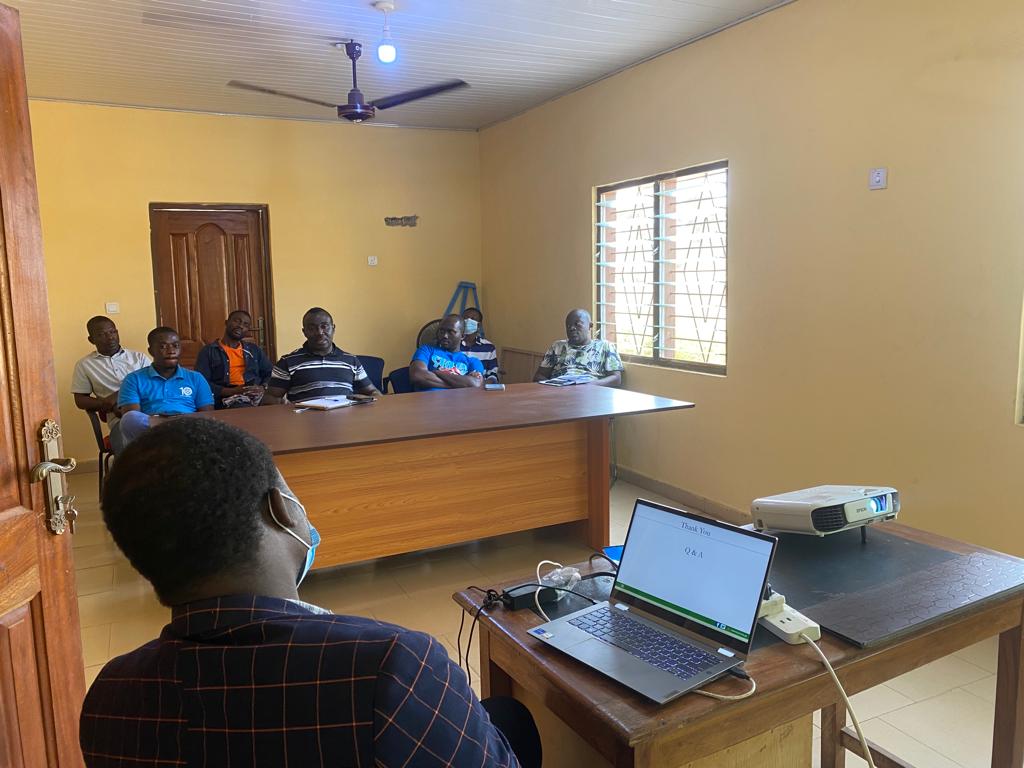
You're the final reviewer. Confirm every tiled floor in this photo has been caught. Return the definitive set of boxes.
[71,473,999,767]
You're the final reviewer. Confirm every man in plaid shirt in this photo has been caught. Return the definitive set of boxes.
[80,417,538,767]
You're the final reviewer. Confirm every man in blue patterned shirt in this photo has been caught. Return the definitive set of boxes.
[81,417,537,767]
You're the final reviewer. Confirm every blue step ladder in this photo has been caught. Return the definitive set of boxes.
[444,281,480,317]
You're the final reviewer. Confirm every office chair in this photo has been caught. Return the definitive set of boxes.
[87,410,115,495]
[357,355,385,393]
[384,366,413,394]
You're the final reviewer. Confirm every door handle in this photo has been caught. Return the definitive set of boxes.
[257,316,266,347]
[30,458,76,483]
[31,420,79,535]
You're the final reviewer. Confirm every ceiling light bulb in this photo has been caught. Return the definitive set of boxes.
[377,32,397,64]
[373,1,397,64]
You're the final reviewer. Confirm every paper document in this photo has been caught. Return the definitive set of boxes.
[294,397,355,410]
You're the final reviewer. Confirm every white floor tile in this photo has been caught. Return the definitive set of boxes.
[953,636,998,674]
[886,653,990,702]
[880,688,993,768]
[959,675,996,704]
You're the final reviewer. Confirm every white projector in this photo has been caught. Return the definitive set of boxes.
[751,485,899,536]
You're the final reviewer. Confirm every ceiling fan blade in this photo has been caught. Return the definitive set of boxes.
[370,80,468,110]
[227,80,338,109]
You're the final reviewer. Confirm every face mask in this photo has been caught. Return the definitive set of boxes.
[268,490,320,586]
[463,318,479,334]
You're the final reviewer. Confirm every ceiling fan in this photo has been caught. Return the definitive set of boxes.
[228,41,467,123]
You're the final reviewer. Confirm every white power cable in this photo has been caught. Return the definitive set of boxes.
[800,632,876,768]
[693,676,757,700]
[534,560,562,622]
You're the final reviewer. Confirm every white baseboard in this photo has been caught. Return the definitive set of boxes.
[616,467,750,526]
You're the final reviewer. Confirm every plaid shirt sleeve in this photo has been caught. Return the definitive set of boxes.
[373,630,519,767]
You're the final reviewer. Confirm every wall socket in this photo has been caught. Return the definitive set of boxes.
[869,167,888,190]
[105,302,120,314]
[367,256,378,267]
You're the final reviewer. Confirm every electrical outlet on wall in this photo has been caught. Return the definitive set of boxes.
[869,167,888,190]
[367,256,378,266]
[105,302,120,314]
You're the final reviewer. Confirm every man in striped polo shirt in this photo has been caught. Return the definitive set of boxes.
[263,307,381,404]
[460,307,500,383]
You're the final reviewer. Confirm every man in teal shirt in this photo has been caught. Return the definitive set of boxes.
[409,315,485,392]
[117,327,214,450]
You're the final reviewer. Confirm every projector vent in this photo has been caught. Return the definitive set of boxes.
[811,504,847,532]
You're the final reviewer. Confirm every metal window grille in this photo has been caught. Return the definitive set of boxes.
[595,161,727,374]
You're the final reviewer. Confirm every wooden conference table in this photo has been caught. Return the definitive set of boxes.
[454,525,1024,768]
[204,384,693,570]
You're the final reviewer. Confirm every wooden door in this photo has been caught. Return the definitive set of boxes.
[149,205,275,368]
[0,4,86,766]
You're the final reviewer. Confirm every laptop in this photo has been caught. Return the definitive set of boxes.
[530,499,777,704]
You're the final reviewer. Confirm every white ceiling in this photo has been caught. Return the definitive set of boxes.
[10,0,789,130]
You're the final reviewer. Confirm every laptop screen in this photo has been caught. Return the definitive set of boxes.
[612,500,777,654]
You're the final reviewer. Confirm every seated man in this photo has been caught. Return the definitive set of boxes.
[460,306,500,383]
[263,307,381,404]
[410,314,485,391]
[70,316,151,453]
[533,308,624,387]
[195,309,273,408]
[80,418,539,767]
[116,327,214,449]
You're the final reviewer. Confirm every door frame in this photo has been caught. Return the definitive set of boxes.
[147,202,277,362]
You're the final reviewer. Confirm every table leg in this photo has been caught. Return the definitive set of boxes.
[478,626,512,699]
[821,704,846,768]
[992,608,1024,768]
[587,419,610,550]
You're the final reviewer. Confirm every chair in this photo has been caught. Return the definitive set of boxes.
[357,355,385,393]
[416,318,442,349]
[384,366,413,394]
[87,410,115,495]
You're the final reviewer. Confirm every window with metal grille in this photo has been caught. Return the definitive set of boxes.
[595,161,728,375]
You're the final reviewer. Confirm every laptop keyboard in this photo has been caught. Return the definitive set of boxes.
[568,607,723,679]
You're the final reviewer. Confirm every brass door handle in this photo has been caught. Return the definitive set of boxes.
[30,458,76,483]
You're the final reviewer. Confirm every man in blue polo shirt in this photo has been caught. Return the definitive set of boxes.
[116,327,214,451]
[410,314,485,392]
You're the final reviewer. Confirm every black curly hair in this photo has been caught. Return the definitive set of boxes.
[101,417,279,604]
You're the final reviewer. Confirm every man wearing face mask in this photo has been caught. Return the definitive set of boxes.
[460,307,500,383]
[81,418,539,767]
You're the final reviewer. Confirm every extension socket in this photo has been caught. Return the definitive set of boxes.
[759,605,820,644]
[758,592,787,619]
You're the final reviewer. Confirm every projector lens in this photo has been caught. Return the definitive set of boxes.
[867,498,879,513]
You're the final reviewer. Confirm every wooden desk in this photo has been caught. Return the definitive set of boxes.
[203,384,693,569]
[453,526,1024,768]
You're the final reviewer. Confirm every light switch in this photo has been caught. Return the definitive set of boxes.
[367,256,378,266]
[869,168,888,190]
[105,302,120,314]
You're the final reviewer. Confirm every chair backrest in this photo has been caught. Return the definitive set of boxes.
[385,366,413,394]
[86,410,108,452]
[416,319,442,350]
[356,355,385,392]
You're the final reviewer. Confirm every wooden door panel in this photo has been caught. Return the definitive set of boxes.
[0,4,87,766]
[0,602,48,768]
[151,207,275,368]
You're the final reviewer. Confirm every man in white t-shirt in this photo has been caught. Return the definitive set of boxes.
[71,316,151,453]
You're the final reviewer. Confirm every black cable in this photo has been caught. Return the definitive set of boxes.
[507,584,600,603]
[459,588,501,687]
[464,603,488,690]
[588,552,619,571]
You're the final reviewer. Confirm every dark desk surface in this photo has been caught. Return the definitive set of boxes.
[199,383,694,454]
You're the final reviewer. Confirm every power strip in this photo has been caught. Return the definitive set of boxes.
[759,604,821,644]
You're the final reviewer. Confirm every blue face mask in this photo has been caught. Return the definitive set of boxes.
[269,491,320,586]
[463,318,479,335]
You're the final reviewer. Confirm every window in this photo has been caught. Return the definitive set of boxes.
[595,161,728,374]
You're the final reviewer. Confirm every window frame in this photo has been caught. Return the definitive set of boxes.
[594,159,728,376]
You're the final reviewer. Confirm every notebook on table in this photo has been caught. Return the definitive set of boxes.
[530,499,777,704]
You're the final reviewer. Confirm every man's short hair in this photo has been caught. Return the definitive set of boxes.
[303,307,333,323]
[228,309,251,321]
[101,418,279,604]
[147,326,178,346]
[463,307,483,320]
[86,315,112,334]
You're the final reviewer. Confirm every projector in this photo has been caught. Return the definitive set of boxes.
[751,485,899,536]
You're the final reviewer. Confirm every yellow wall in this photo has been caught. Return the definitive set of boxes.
[30,101,480,460]
[480,0,1024,554]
